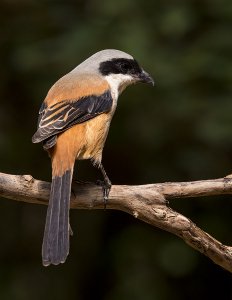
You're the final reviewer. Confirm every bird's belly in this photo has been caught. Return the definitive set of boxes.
[77,114,111,163]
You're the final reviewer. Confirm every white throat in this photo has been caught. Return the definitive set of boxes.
[105,74,133,100]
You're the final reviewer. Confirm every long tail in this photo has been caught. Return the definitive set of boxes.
[42,168,73,266]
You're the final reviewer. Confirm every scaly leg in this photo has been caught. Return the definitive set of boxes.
[96,163,112,209]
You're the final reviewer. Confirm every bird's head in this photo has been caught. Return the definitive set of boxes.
[73,49,154,95]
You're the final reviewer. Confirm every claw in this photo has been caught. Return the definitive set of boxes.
[94,163,112,210]
[96,180,111,209]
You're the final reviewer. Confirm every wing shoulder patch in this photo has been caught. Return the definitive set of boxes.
[32,90,113,145]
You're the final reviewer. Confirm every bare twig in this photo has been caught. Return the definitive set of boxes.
[0,172,232,272]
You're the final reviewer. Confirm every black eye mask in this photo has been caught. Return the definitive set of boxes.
[99,58,142,76]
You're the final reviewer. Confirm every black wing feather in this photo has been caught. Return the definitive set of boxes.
[32,90,113,147]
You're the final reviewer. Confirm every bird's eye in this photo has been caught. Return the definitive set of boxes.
[119,62,131,74]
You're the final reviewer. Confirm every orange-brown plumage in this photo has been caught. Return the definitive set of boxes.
[49,126,81,177]
[50,113,112,177]
[45,74,112,177]
[45,73,110,106]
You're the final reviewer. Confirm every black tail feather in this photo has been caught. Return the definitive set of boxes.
[42,169,73,266]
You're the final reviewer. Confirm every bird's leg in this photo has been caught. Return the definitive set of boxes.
[96,163,112,209]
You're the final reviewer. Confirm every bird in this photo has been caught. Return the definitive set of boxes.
[32,49,154,266]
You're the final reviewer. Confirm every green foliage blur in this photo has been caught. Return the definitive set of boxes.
[0,0,232,299]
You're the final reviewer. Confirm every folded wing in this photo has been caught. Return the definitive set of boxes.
[32,90,113,149]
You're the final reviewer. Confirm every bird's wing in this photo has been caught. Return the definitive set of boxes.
[32,90,113,148]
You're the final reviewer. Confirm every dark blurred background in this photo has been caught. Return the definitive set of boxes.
[0,0,232,299]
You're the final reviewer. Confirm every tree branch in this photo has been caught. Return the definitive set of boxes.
[0,171,232,272]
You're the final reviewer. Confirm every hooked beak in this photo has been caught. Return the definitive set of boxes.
[137,70,155,86]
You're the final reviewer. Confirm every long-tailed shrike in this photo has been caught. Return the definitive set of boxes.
[32,49,154,266]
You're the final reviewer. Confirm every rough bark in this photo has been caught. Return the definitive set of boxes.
[0,172,232,272]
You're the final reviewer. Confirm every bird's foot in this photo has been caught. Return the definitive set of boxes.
[96,180,112,209]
